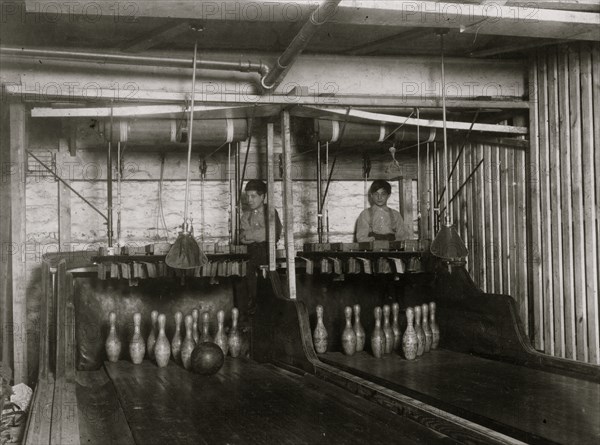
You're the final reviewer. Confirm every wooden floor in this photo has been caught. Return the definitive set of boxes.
[321,350,600,445]
[82,358,459,445]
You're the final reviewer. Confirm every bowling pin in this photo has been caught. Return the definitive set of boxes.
[147,310,158,359]
[129,313,145,364]
[199,311,213,343]
[421,303,432,353]
[192,309,200,344]
[341,306,357,356]
[371,307,385,358]
[214,310,229,356]
[228,307,242,358]
[105,311,121,363]
[391,303,401,352]
[402,307,418,360]
[382,305,394,354]
[414,305,425,356]
[171,311,183,362]
[430,302,440,349]
[154,314,171,368]
[181,314,195,370]
[353,304,365,353]
[313,305,328,354]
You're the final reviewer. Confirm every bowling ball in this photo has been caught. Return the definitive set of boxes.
[191,342,224,375]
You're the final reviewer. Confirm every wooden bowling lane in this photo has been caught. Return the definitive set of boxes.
[103,359,457,445]
[76,370,135,445]
[320,350,600,445]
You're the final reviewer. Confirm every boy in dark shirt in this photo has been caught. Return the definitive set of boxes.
[240,180,282,315]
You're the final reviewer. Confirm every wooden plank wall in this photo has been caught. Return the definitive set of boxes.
[423,140,529,330]
[529,42,600,365]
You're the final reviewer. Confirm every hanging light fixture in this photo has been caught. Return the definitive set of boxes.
[430,31,468,262]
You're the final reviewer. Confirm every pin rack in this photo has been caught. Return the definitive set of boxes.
[294,240,430,276]
[93,243,249,284]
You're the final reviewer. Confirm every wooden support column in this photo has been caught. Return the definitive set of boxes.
[398,178,413,238]
[528,53,544,351]
[57,139,72,252]
[9,103,28,384]
[267,123,276,272]
[281,111,296,299]
[0,100,11,368]
[537,49,555,357]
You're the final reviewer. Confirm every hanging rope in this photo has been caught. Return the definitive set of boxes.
[165,40,208,269]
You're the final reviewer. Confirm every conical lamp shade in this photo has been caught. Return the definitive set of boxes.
[430,223,468,260]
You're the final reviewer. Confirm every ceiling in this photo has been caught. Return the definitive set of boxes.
[1,1,598,59]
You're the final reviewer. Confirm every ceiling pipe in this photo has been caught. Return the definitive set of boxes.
[261,0,341,90]
[0,46,270,82]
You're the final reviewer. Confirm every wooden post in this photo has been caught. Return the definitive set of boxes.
[528,53,544,351]
[9,103,28,384]
[475,143,486,290]
[492,145,503,295]
[500,146,510,296]
[0,100,10,369]
[567,45,587,362]
[267,123,276,272]
[483,145,493,292]
[465,143,474,276]
[514,144,528,335]
[548,47,566,359]
[57,139,72,252]
[398,178,413,238]
[281,111,296,299]
[537,49,555,357]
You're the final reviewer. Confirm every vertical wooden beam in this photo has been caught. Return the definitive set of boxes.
[38,263,50,380]
[398,178,413,238]
[65,272,76,381]
[419,144,429,240]
[57,139,72,252]
[500,146,510,296]
[459,144,469,256]
[557,45,576,360]
[581,43,599,364]
[548,47,566,358]
[429,143,436,243]
[476,144,486,290]
[0,99,11,369]
[506,146,517,302]
[9,103,28,384]
[466,143,475,277]
[55,261,67,379]
[537,49,555,356]
[514,146,529,334]
[568,44,588,362]
[491,145,502,294]
[267,123,276,272]
[528,53,544,351]
[483,145,494,292]
[281,111,296,299]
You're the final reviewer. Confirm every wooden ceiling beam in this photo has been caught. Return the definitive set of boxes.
[121,20,191,53]
[23,1,600,41]
[345,28,435,56]
[469,38,571,57]
[5,85,529,109]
